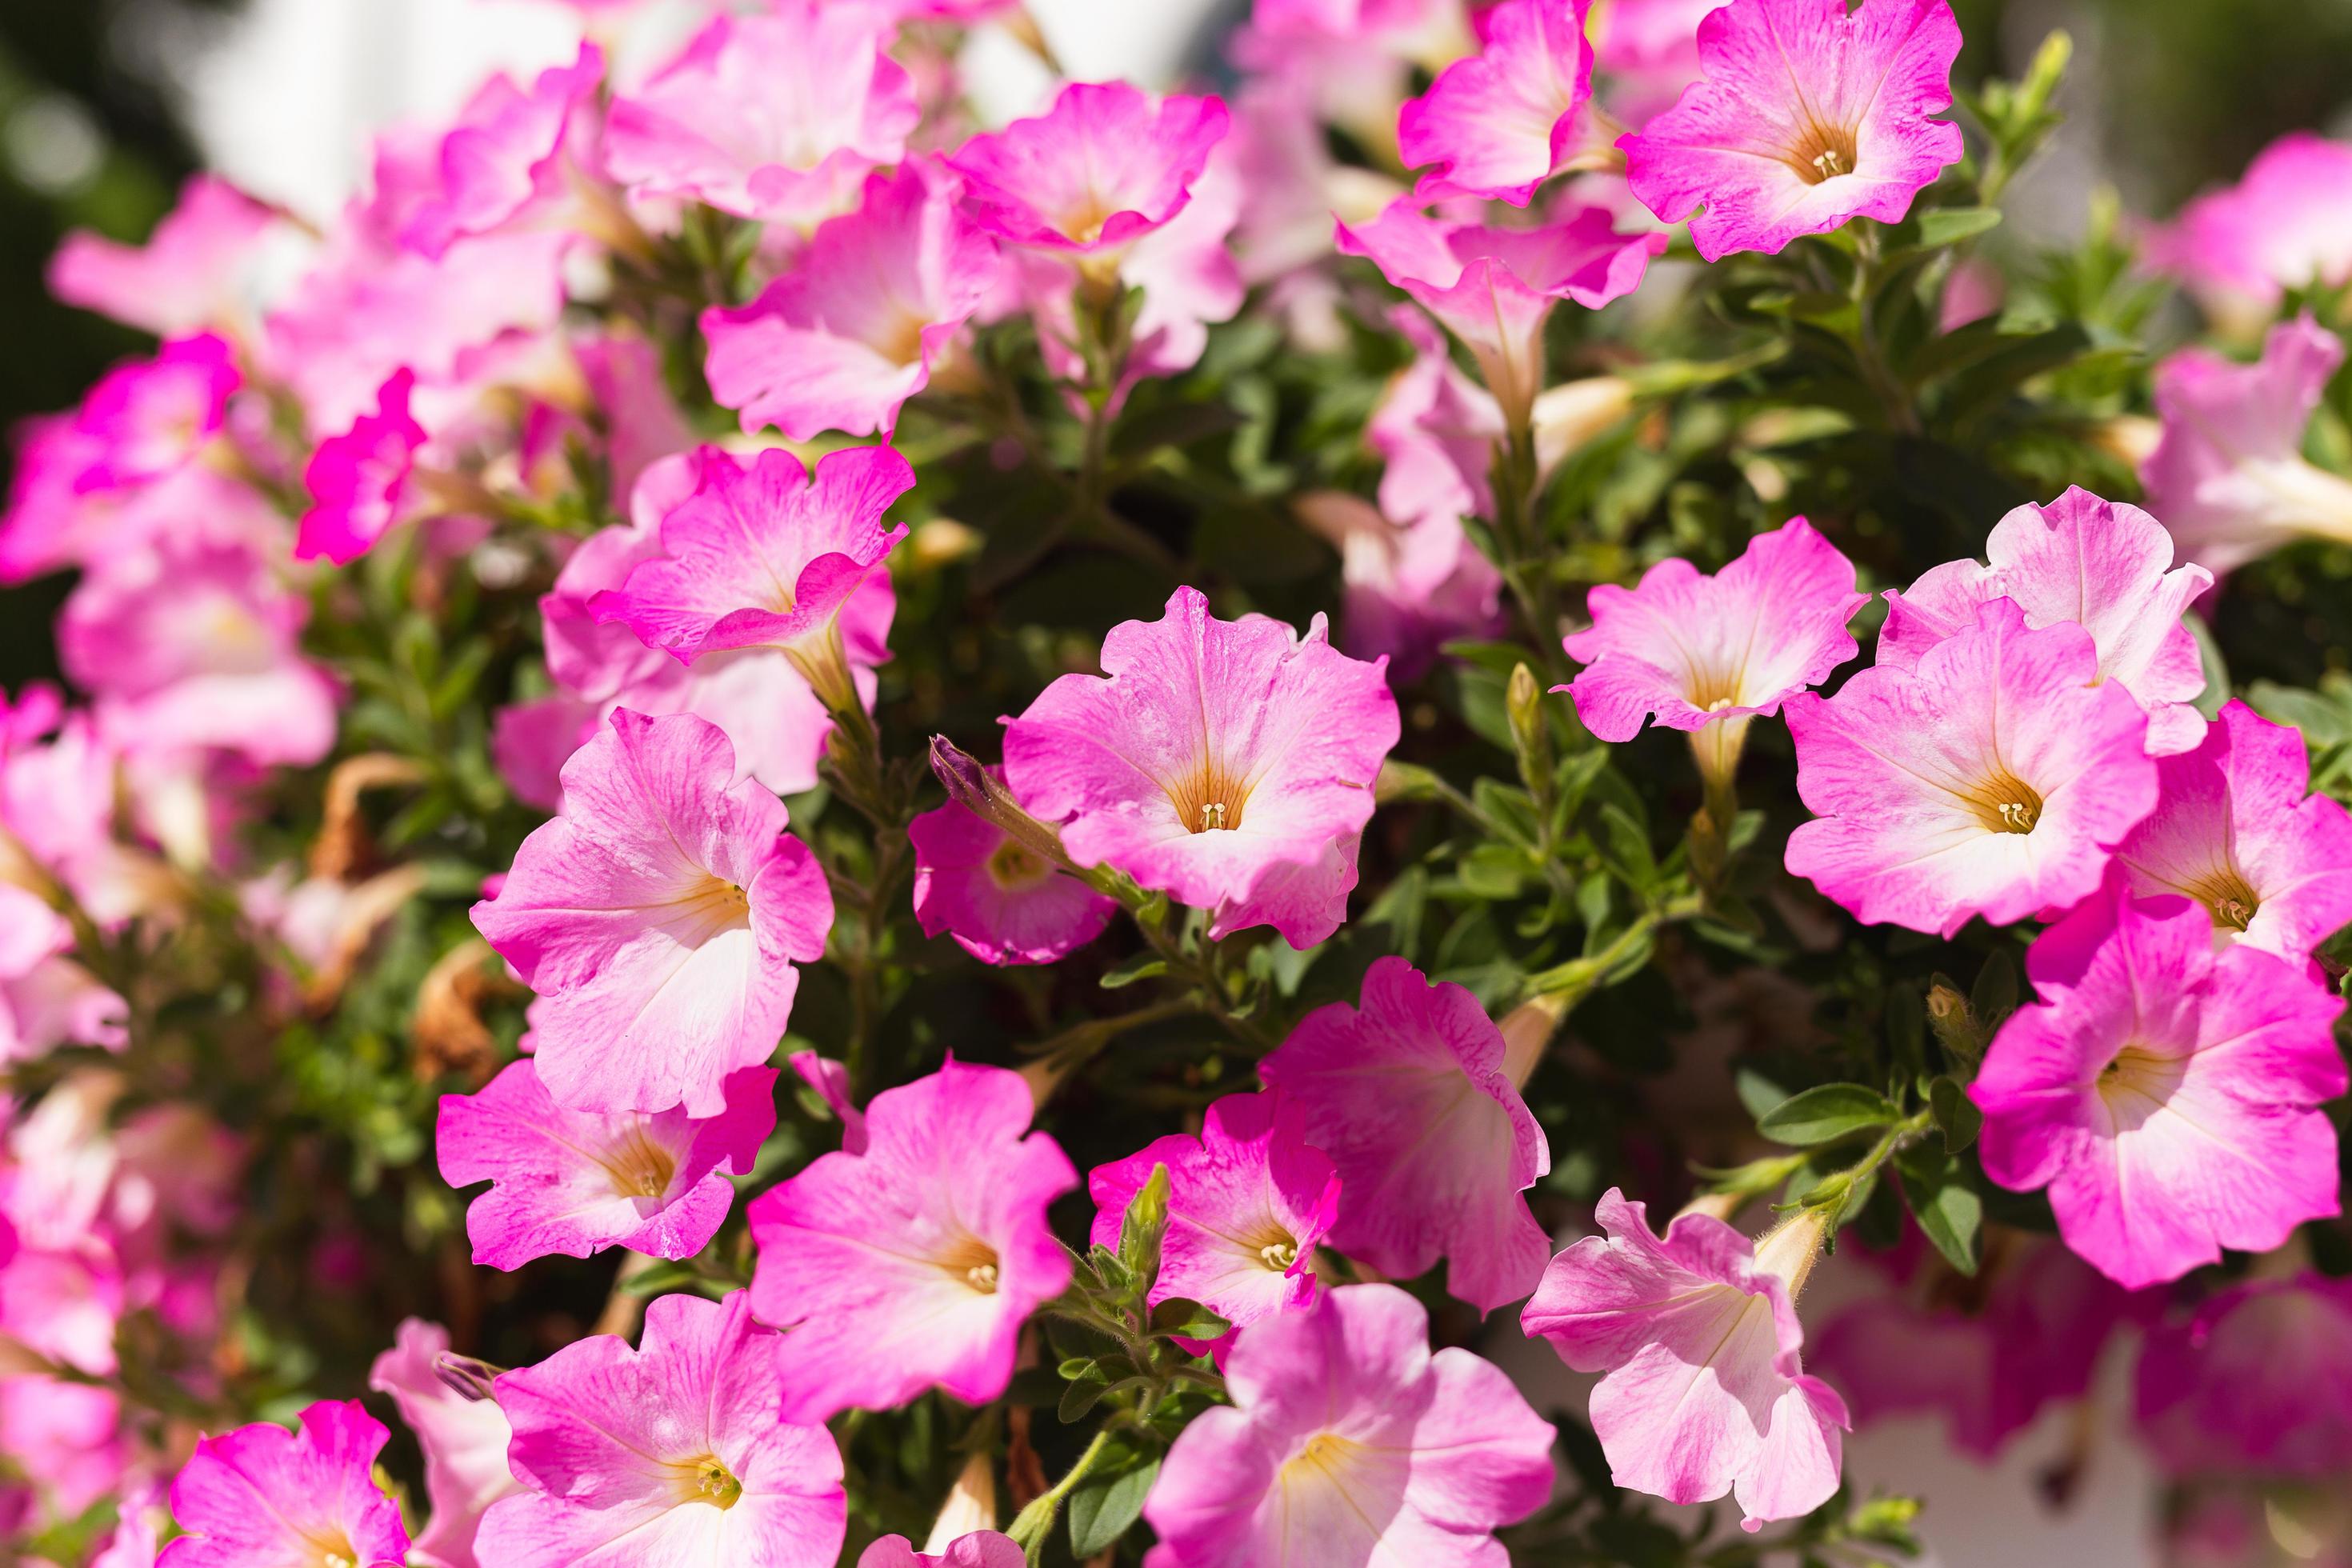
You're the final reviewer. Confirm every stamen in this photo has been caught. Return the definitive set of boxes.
[1258,1240,1298,1271]
[1200,802,1227,832]
[1811,148,1846,178]
[2214,897,2254,930]
[1996,800,2037,833]
[966,1262,999,1294]
[695,1458,743,1510]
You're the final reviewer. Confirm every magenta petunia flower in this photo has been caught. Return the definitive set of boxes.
[2122,700,2352,970]
[1142,1282,1555,1567]
[786,1049,866,1154]
[703,162,1001,442]
[477,1292,846,1568]
[368,1319,521,1568]
[1879,487,2214,755]
[471,710,834,1117]
[159,1400,411,1568]
[906,767,1116,966]
[1260,957,1549,1313]
[2144,133,2352,319]
[1398,0,1595,205]
[1562,516,1864,744]
[2142,314,2352,577]
[2134,1274,2352,1481]
[1336,200,1666,426]
[747,1059,1074,1422]
[1002,586,1398,950]
[1594,0,1722,128]
[590,445,913,708]
[1296,494,1508,684]
[1972,881,2347,1290]
[399,45,608,258]
[437,1058,777,1270]
[603,4,918,226]
[49,174,282,338]
[71,334,240,494]
[296,370,426,566]
[1618,0,1964,260]
[1522,1191,1848,1530]
[1784,598,2158,935]
[946,82,1230,262]
[858,1534,1025,1568]
[1088,1091,1341,1350]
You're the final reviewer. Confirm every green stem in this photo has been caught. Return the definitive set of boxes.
[1006,1426,1118,1554]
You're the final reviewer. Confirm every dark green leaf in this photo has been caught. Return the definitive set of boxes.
[1929,1076,1982,1154]
[1897,1148,1984,1274]
[1067,1454,1162,1556]
[1100,954,1169,990]
[1970,949,2019,1033]
[1758,1083,1900,1146]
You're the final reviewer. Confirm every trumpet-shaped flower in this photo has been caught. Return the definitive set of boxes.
[1368,306,1502,530]
[906,768,1115,966]
[368,1319,521,1568]
[858,1534,1023,1568]
[1142,1283,1555,1567]
[1879,488,2214,754]
[1088,1091,1341,1348]
[1336,200,1666,426]
[49,174,282,337]
[71,334,240,494]
[2116,700,2352,969]
[2142,314,2352,577]
[159,1401,411,1568]
[703,162,1000,442]
[1972,882,2347,1290]
[1398,0,1595,205]
[746,1059,1075,1422]
[1522,1191,1847,1530]
[1619,0,1964,260]
[946,82,1230,261]
[477,1292,846,1568]
[2134,1274,2352,1481]
[400,45,608,258]
[471,710,833,1116]
[1002,587,1398,950]
[437,1059,777,1269]
[1784,598,2158,935]
[296,370,426,565]
[1294,493,1507,683]
[1260,957,1550,1313]
[2144,133,2352,319]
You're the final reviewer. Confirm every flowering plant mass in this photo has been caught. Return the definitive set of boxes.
[6,1,2352,1564]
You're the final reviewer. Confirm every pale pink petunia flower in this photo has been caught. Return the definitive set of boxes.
[1002,586,1398,950]
[1618,0,1964,261]
[2116,699,2352,970]
[400,45,609,258]
[603,4,918,226]
[1368,306,1502,529]
[70,334,240,494]
[946,82,1230,263]
[907,766,1116,966]
[49,174,283,338]
[785,1049,866,1153]
[1335,199,1666,426]
[0,1374,125,1521]
[159,1400,411,1568]
[858,1532,1024,1568]
[1522,1192,1846,1530]
[1972,881,2346,1290]
[1142,1282,1555,1567]
[1398,0,1596,205]
[2134,1273,2352,1481]
[746,1058,1075,1422]
[367,1319,522,1568]
[0,878,126,1066]
[2143,133,2352,321]
[1294,493,1508,684]
[477,1291,846,1568]
[1088,1091,1341,1350]
[1878,487,2214,755]
[572,334,694,508]
[437,1058,777,1269]
[296,370,426,564]
[471,710,833,1116]
[1784,598,2158,936]
[703,162,1001,441]
[2142,313,2352,577]
[1260,957,1549,1313]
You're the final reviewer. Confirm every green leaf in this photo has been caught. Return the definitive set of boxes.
[1897,1148,1984,1274]
[1149,1297,1234,1341]
[1757,1083,1900,1146]
[1057,1375,1108,1423]
[1929,1076,1982,1154]
[1970,949,2020,1033]
[1067,1454,1162,1556]
[1099,953,1169,990]
[1917,206,2002,248]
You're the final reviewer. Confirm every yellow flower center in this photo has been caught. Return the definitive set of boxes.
[1167,759,1251,834]
[598,1122,678,1200]
[1963,770,2043,835]
[986,838,1053,892]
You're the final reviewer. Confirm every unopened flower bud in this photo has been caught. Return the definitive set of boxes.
[922,1449,1000,1551]
[1532,377,1636,478]
[1750,1205,1833,1302]
[434,1351,506,1403]
[1497,990,1568,1091]
[927,735,1080,876]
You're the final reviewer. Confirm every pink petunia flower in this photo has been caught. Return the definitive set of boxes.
[477,1291,846,1568]
[1784,598,2158,935]
[1368,306,1502,529]
[1142,1282,1555,1566]
[1879,487,2214,755]
[906,766,1116,966]
[2116,699,2352,970]
[786,1049,866,1153]
[1972,881,2347,1290]
[2143,133,2352,321]
[1336,200,1666,426]
[1398,0,1595,205]
[0,1374,125,1521]
[2142,313,2352,577]
[470,710,834,1116]
[703,162,1000,441]
[159,1400,411,1568]
[296,370,427,565]
[1295,494,1508,684]
[1618,0,1964,261]
[1594,0,1724,129]
[590,445,913,712]
[1002,586,1399,950]
[399,45,609,258]
[603,4,918,226]
[49,174,282,338]
[858,1533,1024,1568]
[1088,1091,1341,1349]
[2134,1273,2352,1481]
[0,881,126,1064]
[746,1058,1075,1422]
[437,1058,777,1270]
[1260,957,1549,1313]
[70,334,241,494]
[1522,1190,1848,1530]
[368,1319,522,1568]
